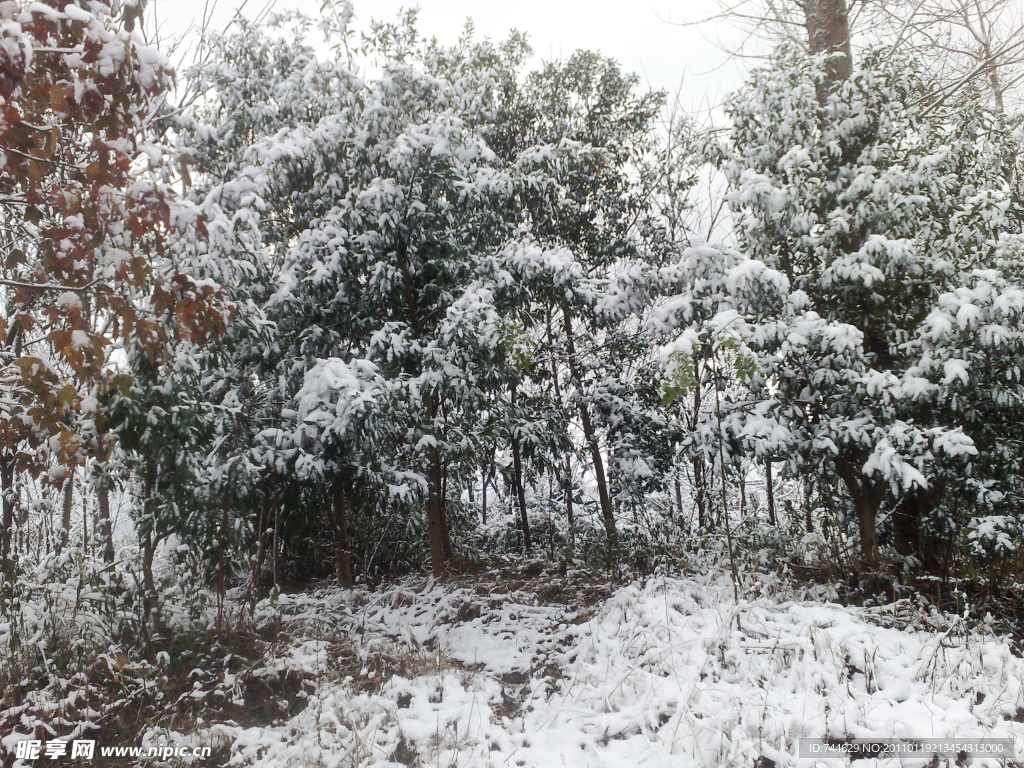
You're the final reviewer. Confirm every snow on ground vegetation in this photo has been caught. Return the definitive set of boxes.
[147,570,1024,768]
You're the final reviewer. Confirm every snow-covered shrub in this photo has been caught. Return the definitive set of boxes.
[0,542,227,742]
[966,515,1023,594]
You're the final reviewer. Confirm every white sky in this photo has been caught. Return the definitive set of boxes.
[149,0,754,113]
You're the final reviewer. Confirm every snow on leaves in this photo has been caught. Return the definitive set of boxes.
[684,47,1024,529]
[0,0,228,487]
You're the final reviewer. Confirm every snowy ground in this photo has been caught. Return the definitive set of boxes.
[136,568,1024,768]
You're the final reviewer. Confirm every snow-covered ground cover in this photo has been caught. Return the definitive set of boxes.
[147,571,1024,768]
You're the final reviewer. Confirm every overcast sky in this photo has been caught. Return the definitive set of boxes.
[150,0,754,113]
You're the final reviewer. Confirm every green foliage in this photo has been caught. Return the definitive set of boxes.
[714,43,1024,576]
[660,351,698,404]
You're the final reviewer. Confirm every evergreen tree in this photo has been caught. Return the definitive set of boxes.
[704,47,1024,568]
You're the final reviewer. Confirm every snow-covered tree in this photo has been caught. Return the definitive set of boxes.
[173,10,683,577]
[706,47,1024,567]
[173,13,528,578]
[0,0,227,589]
[486,52,670,561]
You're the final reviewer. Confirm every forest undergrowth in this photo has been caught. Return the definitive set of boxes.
[3,532,1024,768]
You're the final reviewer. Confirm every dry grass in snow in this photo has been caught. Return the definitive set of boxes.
[136,568,1024,768]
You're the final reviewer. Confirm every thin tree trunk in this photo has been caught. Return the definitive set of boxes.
[674,473,684,526]
[691,381,709,531]
[421,384,450,579]
[425,449,447,579]
[804,478,815,534]
[739,465,747,516]
[18,495,27,564]
[565,459,575,550]
[481,469,488,525]
[332,487,353,588]
[253,502,267,590]
[693,456,707,530]
[711,355,740,602]
[396,240,449,577]
[272,503,280,588]
[511,433,532,552]
[510,384,532,553]
[483,457,497,526]
[440,460,453,563]
[0,324,22,592]
[95,466,115,564]
[82,491,89,554]
[562,308,616,562]
[547,310,575,553]
[140,460,163,639]
[215,499,230,631]
[0,456,16,589]
[141,526,156,634]
[765,458,777,527]
[986,53,1005,114]
[548,473,555,555]
[59,470,74,550]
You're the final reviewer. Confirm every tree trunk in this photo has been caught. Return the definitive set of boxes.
[481,469,488,525]
[674,473,683,525]
[562,308,617,562]
[140,460,163,639]
[332,487,353,588]
[216,500,229,631]
[483,457,497,526]
[94,465,116,564]
[892,486,944,572]
[836,456,887,567]
[982,42,1005,114]
[425,441,448,580]
[509,384,532,552]
[856,497,880,567]
[253,502,267,591]
[711,355,740,602]
[692,456,708,530]
[141,525,155,617]
[17,497,27,562]
[394,239,450,575]
[82,490,89,554]
[59,470,74,551]
[511,432,532,552]
[0,324,22,591]
[803,0,853,100]
[691,379,709,530]
[564,459,575,550]
[0,455,16,589]
[439,461,453,563]
[765,458,777,526]
[803,478,815,534]
[272,503,280,588]
[739,467,746,516]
